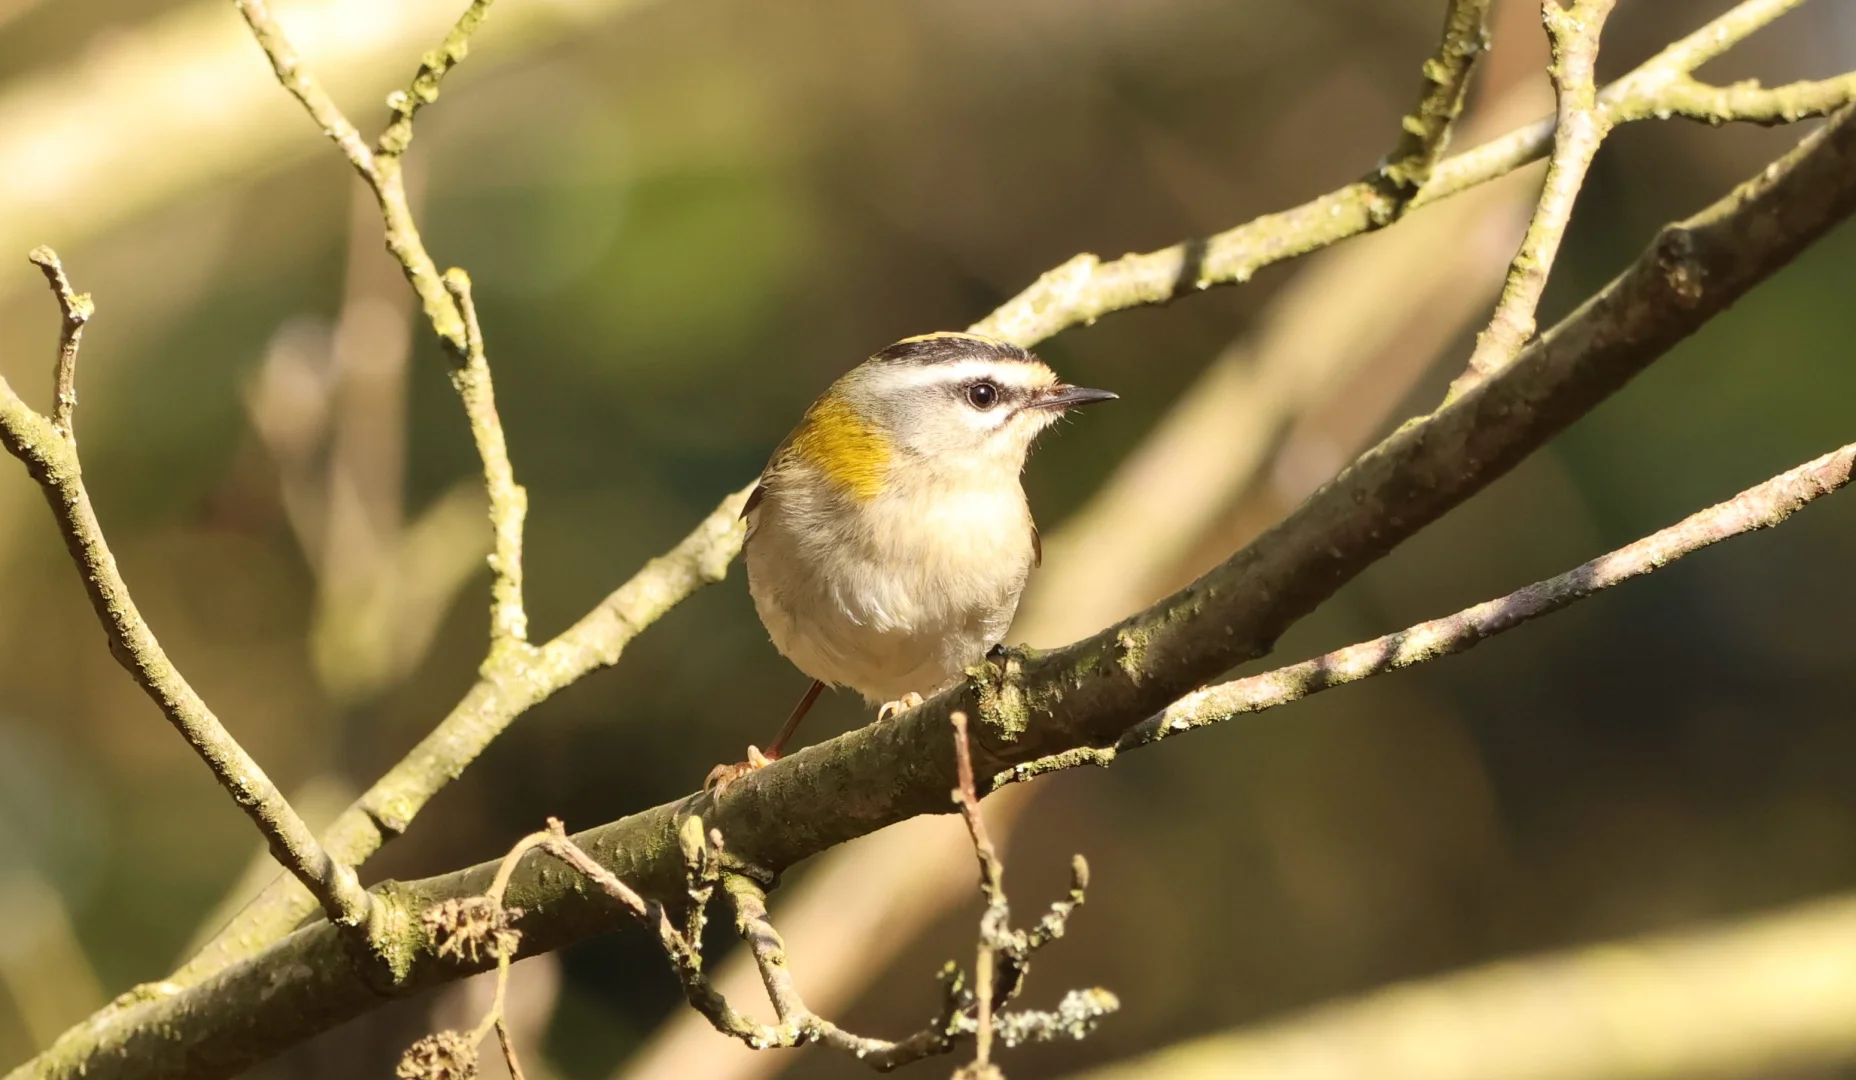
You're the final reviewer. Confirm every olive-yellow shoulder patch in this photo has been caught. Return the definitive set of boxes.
[788,394,889,501]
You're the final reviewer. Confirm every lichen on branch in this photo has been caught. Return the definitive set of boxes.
[1380,0,1491,198]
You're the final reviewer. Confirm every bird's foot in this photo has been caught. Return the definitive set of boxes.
[704,744,775,798]
[876,692,924,722]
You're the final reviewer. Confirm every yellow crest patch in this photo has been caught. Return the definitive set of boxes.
[789,394,889,501]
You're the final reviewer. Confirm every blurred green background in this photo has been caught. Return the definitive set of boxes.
[2,0,1856,1076]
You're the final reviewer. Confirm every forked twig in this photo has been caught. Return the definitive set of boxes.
[1454,0,1618,393]
[406,800,1113,1077]
[952,711,1006,1071]
[26,246,91,439]
[974,0,1851,348]
[0,252,374,935]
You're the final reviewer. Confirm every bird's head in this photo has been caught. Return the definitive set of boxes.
[789,332,1116,500]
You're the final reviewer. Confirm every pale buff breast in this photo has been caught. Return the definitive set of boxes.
[744,464,1036,704]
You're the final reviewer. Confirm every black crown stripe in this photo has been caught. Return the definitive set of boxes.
[870,332,1038,367]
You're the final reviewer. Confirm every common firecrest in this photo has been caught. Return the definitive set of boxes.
[709,332,1116,790]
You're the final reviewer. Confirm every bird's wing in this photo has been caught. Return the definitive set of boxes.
[742,431,798,539]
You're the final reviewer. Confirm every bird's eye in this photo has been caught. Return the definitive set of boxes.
[966,381,1000,410]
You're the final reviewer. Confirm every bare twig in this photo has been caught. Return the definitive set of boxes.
[725,852,1110,1073]
[443,269,528,647]
[378,0,497,158]
[951,712,1005,1072]
[1454,0,1617,392]
[949,711,1112,1078]
[407,817,1045,1074]
[0,0,692,281]
[1019,142,1534,642]
[174,0,555,980]
[176,483,749,985]
[494,1019,529,1080]
[21,3,1856,1075]
[1019,440,1856,777]
[228,0,379,183]
[234,0,464,350]
[1640,0,1809,75]
[403,803,1106,1078]
[1424,0,1854,210]
[233,0,501,651]
[0,253,373,935]
[467,821,775,1053]
[1380,0,1492,198]
[972,0,1850,348]
[404,828,540,1080]
[1644,74,1856,125]
[621,819,1110,1080]
[26,247,91,439]
[0,0,1820,314]
[621,811,1029,1080]
[950,713,1005,903]
[469,956,521,1078]
[724,875,975,1068]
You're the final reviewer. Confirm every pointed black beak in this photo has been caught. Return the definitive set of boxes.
[1031,384,1119,411]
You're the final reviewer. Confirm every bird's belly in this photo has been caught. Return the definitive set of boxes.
[745,490,1032,703]
[770,603,973,704]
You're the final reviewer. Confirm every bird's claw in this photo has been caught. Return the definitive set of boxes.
[877,692,924,722]
[704,745,775,799]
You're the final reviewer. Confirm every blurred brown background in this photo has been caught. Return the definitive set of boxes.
[3,0,1856,1076]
